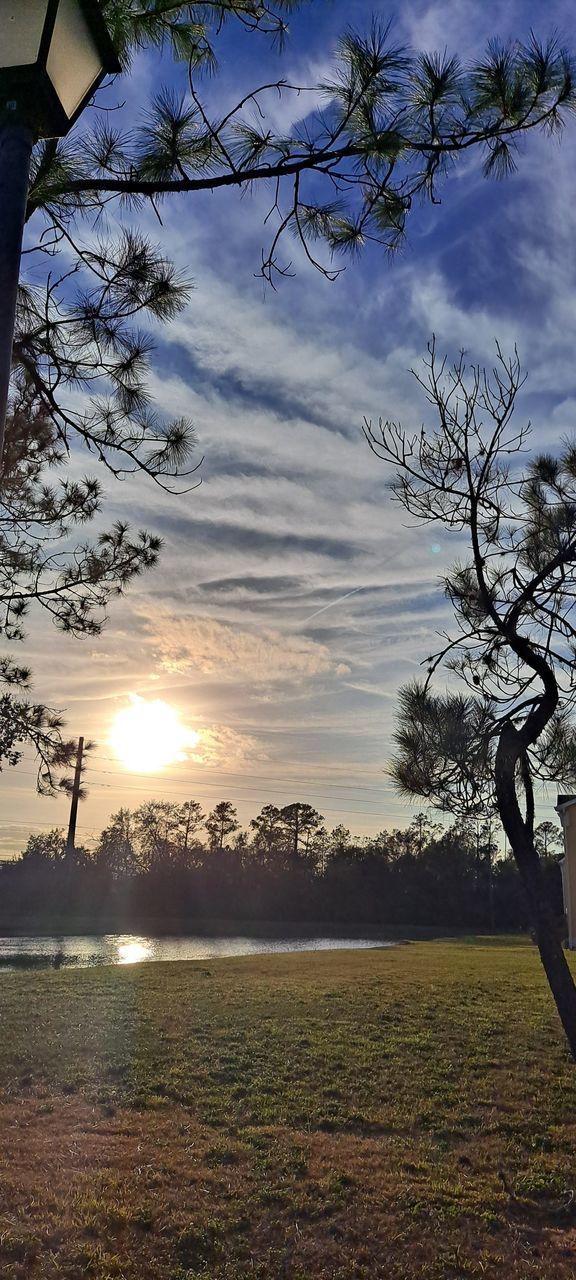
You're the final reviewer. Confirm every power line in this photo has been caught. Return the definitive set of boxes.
[86,769,399,808]
[85,770,411,816]
[88,753,391,794]
[0,816,99,833]
[0,775,412,827]
[3,767,412,813]
[62,777,410,821]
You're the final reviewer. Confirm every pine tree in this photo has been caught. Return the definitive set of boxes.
[280,802,324,859]
[366,342,576,1057]
[0,398,163,789]
[20,13,576,457]
[205,801,240,851]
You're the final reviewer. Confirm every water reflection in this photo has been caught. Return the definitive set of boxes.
[117,939,152,965]
[0,933,392,971]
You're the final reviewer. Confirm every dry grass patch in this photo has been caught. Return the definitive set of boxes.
[1,941,576,1277]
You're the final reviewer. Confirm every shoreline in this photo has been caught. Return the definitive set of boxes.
[0,918,505,941]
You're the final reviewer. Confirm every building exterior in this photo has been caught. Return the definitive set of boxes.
[556,794,576,949]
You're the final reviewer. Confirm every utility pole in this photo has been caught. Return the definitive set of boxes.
[182,802,196,855]
[65,737,85,856]
[293,804,300,859]
[486,819,495,933]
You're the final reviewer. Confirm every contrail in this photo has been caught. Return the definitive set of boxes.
[300,585,366,624]
[300,539,442,626]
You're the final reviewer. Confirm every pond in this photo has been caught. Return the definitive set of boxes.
[0,933,394,970]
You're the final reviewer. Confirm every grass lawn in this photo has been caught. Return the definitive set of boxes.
[1,939,576,1279]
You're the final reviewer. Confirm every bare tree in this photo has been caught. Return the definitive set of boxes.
[365,343,576,1056]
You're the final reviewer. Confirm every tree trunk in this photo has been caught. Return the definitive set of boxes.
[519,851,576,1059]
[495,731,576,1059]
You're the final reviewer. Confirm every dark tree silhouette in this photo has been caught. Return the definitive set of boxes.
[1,401,162,641]
[250,804,286,862]
[21,829,66,863]
[0,656,75,795]
[95,808,137,878]
[0,400,165,789]
[6,800,555,937]
[534,821,564,859]
[366,343,576,1056]
[95,801,206,874]
[205,801,241,852]
[280,803,324,859]
[179,801,206,859]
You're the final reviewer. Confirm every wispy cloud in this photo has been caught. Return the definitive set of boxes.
[141,608,350,681]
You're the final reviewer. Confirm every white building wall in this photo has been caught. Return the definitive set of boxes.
[556,797,576,949]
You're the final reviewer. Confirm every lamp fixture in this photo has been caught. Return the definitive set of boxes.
[0,0,120,139]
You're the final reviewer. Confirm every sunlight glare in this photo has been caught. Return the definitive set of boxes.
[117,940,152,965]
[110,696,199,772]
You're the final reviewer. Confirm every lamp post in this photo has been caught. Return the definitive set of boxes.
[0,1,120,464]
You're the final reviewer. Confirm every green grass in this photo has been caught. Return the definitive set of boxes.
[1,941,576,1278]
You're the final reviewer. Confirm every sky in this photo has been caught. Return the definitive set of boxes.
[3,0,576,856]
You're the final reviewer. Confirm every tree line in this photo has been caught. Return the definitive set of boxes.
[0,803,564,935]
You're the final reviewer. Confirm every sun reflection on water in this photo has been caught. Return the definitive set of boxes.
[117,940,152,965]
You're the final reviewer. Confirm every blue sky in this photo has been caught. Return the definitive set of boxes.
[4,0,576,855]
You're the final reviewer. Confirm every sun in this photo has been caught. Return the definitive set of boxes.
[110,696,199,772]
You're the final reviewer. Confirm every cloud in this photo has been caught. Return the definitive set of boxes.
[400,0,524,55]
[155,514,365,563]
[198,574,305,596]
[192,724,264,767]
[142,609,350,681]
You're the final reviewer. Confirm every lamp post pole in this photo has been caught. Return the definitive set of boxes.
[0,114,34,467]
[0,0,120,472]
